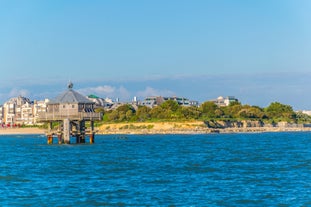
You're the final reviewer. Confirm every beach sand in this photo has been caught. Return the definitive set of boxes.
[0,127,45,135]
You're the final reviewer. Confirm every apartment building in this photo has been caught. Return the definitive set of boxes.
[2,96,31,125]
[0,106,3,124]
[1,96,49,126]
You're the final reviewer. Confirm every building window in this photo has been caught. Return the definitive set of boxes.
[72,105,75,108]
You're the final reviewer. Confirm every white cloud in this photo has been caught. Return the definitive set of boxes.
[78,85,116,96]
[91,86,116,94]
[8,88,30,98]
[118,86,131,100]
[136,87,175,98]
[78,85,131,101]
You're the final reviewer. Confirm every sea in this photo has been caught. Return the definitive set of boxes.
[0,132,311,206]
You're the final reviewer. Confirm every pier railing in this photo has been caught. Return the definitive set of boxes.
[37,112,103,122]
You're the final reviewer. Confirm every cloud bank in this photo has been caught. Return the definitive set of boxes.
[0,72,310,110]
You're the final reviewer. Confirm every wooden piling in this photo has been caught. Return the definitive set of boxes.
[57,134,62,144]
[47,135,53,144]
[90,133,95,144]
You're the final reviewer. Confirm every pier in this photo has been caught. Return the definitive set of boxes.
[37,82,102,144]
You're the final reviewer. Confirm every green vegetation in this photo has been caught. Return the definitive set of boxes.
[99,100,310,124]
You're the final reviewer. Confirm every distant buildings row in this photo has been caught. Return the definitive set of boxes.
[0,93,238,126]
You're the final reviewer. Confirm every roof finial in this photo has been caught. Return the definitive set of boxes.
[68,82,73,89]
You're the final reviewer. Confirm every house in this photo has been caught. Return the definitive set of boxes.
[213,96,239,107]
[87,94,114,109]
[140,96,199,108]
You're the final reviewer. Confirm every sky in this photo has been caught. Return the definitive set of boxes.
[0,0,311,109]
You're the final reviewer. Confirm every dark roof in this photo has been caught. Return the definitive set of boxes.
[49,83,94,104]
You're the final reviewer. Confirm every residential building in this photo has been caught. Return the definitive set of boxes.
[213,96,239,107]
[141,96,199,108]
[87,95,114,108]
[1,97,50,126]
[0,106,3,124]
[20,102,34,125]
[33,99,49,124]
[3,96,32,125]
[301,110,311,116]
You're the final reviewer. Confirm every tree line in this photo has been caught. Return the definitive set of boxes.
[96,100,311,124]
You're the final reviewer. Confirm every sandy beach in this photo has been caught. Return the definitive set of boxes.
[0,127,46,135]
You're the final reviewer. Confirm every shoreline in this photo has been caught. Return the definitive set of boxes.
[97,121,311,135]
[0,122,311,135]
[0,127,45,135]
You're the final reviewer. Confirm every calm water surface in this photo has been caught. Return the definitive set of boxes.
[0,132,311,206]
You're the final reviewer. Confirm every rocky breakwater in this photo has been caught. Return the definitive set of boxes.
[204,120,311,133]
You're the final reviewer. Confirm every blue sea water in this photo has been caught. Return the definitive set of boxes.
[0,132,311,206]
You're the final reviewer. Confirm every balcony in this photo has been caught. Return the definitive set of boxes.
[37,112,103,122]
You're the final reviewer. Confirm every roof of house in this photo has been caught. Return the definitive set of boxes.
[49,83,94,104]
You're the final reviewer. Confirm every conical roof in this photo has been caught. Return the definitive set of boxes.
[49,83,94,104]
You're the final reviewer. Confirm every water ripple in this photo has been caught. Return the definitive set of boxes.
[0,133,311,206]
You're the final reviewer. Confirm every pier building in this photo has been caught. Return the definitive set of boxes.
[37,82,102,144]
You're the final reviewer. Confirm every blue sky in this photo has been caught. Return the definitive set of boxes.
[0,0,310,109]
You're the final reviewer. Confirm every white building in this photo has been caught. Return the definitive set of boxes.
[1,96,49,126]
[213,96,239,107]
[140,96,199,108]
[87,95,114,108]
[0,106,3,124]
[3,96,32,125]
[33,99,49,124]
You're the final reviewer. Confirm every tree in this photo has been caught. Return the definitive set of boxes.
[108,110,119,121]
[161,100,180,112]
[238,106,265,119]
[136,106,151,121]
[200,101,218,118]
[222,102,243,118]
[265,102,296,121]
[296,111,311,123]
[149,100,183,120]
[181,106,201,119]
[116,104,135,113]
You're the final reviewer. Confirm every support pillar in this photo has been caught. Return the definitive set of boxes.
[47,135,53,144]
[76,134,80,144]
[90,121,95,144]
[58,134,63,144]
[48,122,53,134]
[80,121,86,143]
[80,135,85,143]
[90,133,95,144]
[90,121,94,132]
[63,118,71,144]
